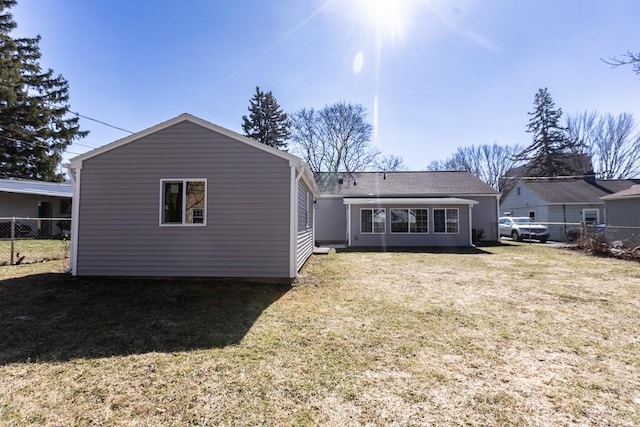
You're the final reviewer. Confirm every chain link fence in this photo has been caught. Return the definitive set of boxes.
[0,217,71,266]
[586,224,640,248]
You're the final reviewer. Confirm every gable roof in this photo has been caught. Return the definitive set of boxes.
[601,184,640,200]
[69,113,307,168]
[0,178,72,198]
[519,178,640,204]
[315,171,499,197]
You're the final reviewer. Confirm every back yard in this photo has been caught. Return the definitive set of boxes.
[0,244,639,426]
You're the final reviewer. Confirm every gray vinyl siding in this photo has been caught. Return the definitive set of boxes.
[547,203,604,241]
[315,198,347,243]
[76,121,292,277]
[604,199,640,242]
[348,203,471,247]
[296,183,313,271]
[469,196,499,241]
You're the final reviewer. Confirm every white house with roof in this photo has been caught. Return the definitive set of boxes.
[0,178,73,237]
[500,177,640,241]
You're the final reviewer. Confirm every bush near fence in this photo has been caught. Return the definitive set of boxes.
[0,218,71,266]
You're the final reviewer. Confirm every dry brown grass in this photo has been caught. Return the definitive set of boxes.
[0,244,639,426]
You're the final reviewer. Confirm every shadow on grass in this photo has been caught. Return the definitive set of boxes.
[0,274,290,365]
[335,245,497,255]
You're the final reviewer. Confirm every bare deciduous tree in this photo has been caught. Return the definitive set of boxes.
[603,50,640,75]
[289,102,380,173]
[426,143,524,191]
[566,111,640,179]
[377,154,408,171]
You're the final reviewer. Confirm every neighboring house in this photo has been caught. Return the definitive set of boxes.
[67,113,317,279]
[500,177,640,241]
[601,184,640,244]
[314,171,501,247]
[0,178,72,237]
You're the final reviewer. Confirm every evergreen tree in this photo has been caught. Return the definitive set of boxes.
[515,88,583,177]
[241,86,290,150]
[0,0,87,181]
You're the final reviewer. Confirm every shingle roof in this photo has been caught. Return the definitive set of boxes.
[522,178,640,203]
[601,184,640,200]
[0,178,72,198]
[314,171,499,197]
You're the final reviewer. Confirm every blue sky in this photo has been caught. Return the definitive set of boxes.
[11,0,640,170]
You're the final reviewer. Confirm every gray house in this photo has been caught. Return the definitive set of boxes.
[601,184,640,244]
[500,177,640,241]
[67,113,317,279]
[314,171,501,247]
[0,178,72,237]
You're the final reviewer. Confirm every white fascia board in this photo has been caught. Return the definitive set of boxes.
[0,188,72,198]
[343,197,479,206]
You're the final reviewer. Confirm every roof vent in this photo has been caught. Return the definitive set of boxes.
[353,180,357,186]
[338,178,344,185]
[383,172,387,180]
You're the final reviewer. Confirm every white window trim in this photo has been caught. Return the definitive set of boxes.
[433,208,460,234]
[528,210,536,221]
[360,208,386,234]
[159,178,207,226]
[390,208,429,234]
[582,208,600,225]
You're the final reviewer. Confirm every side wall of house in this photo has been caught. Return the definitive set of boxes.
[0,193,71,237]
[348,203,471,247]
[77,121,292,277]
[604,199,640,243]
[547,204,604,241]
[315,197,347,243]
[296,182,314,270]
[469,196,499,241]
[500,184,548,219]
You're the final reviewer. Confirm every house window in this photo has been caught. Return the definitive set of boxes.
[361,208,386,234]
[528,211,536,221]
[60,198,72,216]
[433,208,459,234]
[160,179,207,225]
[582,209,599,226]
[390,208,428,233]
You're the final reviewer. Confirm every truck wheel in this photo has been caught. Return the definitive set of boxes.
[511,230,521,242]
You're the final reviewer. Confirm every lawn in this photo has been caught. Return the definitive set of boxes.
[0,238,69,266]
[0,244,639,426]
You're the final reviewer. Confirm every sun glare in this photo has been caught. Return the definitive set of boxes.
[357,0,415,46]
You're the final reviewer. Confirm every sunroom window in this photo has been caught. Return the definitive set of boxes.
[361,208,386,234]
[433,208,459,234]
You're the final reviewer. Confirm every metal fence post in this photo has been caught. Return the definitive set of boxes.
[10,217,15,265]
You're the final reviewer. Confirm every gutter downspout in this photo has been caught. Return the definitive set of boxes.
[346,203,351,245]
[66,162,81,275]
[289,165,304,279]
[495,194,501,241]
[469,204,475,247]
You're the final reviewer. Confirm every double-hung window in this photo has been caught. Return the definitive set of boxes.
[433,208,459,234]
[160,179,207,225]
[361,208,386,234]
[390,208,428,233]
